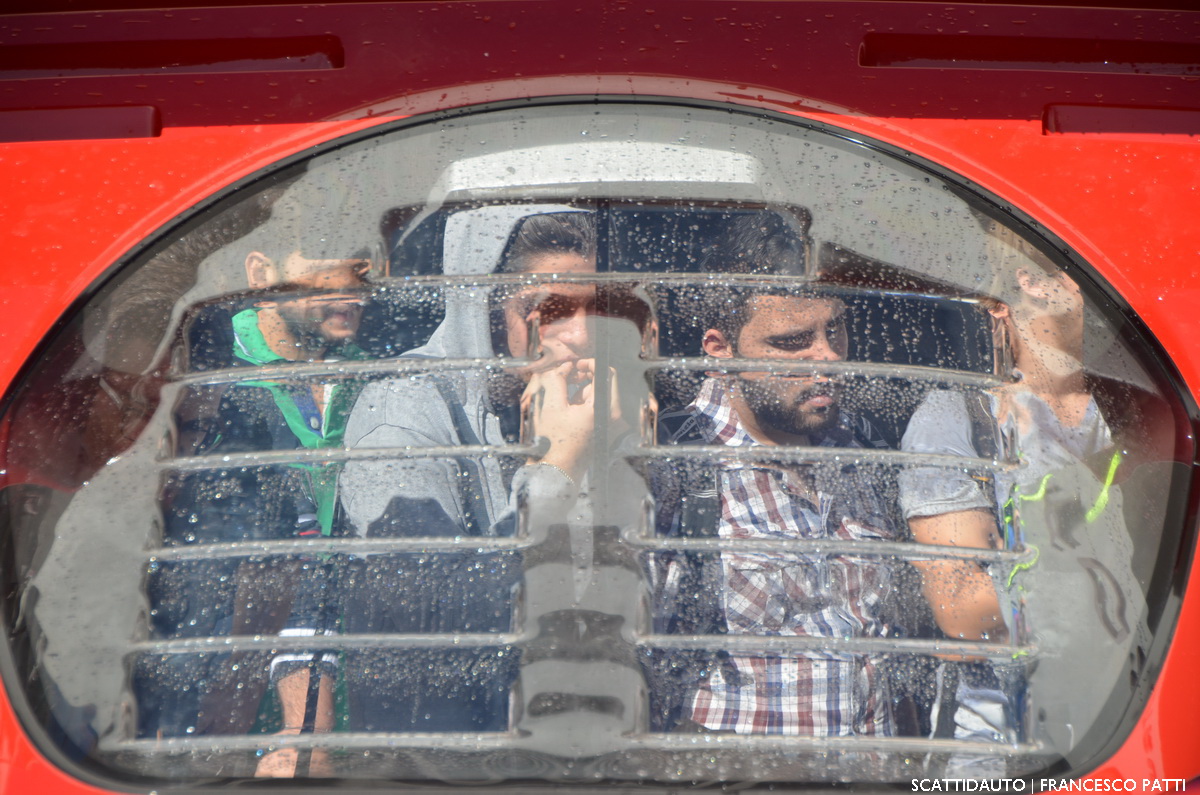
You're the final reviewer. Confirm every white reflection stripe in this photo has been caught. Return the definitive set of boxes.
[259,270,996,294]
[641,633,1031,661]
[169,356,529,386]
[99,732,1039,755]
[160,442,1015,471]
[149,536,531,559]
[167,355,1009,389]
[129,632,1025,660]
[146,535,1031,563]
[619,534,1031,564]
[129,632,527,656]
[162,443,542,470]
[634,732,1040,754]
[630,445,1020,470]
[657,357,1008,386]
[100,733,518,753]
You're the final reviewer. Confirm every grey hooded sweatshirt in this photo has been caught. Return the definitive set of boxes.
[338,204,651,752]
[342,204,583,539]
[337,205,585,733]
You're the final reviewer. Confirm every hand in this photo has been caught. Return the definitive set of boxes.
[522,359,624,482]
[573,358,626,430]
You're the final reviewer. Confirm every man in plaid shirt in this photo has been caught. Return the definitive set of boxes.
[652,214,900,736]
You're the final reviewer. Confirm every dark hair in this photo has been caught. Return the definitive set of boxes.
[699,211,809,344]
[499,211,597,274]
[488,211,597,360]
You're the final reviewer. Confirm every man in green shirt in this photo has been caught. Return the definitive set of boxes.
[144,237,371,776]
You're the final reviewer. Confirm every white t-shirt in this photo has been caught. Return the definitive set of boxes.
[898,387,1148,756]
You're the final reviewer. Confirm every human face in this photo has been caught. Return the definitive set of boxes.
[714,295,848,440]
[503,252,599,371]
[274,253,369,348]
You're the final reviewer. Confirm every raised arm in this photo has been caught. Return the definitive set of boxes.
[908,509,1008,644]
[898,390,1010,649]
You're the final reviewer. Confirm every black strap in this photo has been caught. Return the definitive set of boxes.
[963,389,1007,537]
[932,661,961,739]
[428,376,491,536]
[293,661,323,775]
[965,389,998,460]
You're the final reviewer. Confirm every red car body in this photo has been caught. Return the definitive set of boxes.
[1,1,1198,792]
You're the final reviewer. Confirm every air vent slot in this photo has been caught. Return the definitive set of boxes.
[0,35,343,79]
[0,106,159,142]
[1044,104,1200,137]
[861,33,1200,76]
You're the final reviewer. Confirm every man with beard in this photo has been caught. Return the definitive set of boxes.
[146,208,372,775]
[225,246,370,774]
[649,214,899,737]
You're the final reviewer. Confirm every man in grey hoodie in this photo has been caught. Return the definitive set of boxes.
[339,207,653,739]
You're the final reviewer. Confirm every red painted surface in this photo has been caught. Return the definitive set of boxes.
[1,2,1197,791]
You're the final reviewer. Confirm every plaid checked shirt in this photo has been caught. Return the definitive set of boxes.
[683,378,898,736]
